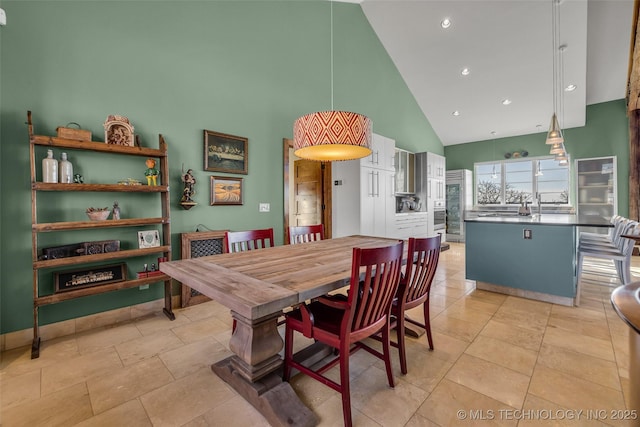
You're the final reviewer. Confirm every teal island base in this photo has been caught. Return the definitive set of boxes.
[464,215,610,307]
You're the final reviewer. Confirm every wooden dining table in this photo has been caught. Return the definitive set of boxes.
[160,235,404,427]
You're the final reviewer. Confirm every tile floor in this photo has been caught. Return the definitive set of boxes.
[1,243,639,426]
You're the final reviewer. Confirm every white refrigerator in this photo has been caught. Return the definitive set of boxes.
[446,169,473,242]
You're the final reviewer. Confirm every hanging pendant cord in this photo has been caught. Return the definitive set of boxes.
[551,0,557,116]
[330,0,334,111]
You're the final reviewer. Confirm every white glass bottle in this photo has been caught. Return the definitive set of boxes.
[42,149,58,183]
[59,152,73,183]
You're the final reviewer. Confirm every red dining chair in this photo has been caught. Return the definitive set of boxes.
[289,224,324,244]
[224,228,275,329]
[224,228,274,253]
[283,241,404,427]
[391,235,441,374]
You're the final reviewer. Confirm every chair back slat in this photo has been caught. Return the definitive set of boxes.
[345,242,403,336]
[400,236,441,310]
[225,228,274,253]
[620,222,640,254]
[289,224,324,244]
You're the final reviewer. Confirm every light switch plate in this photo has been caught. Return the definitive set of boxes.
[259,203,270,212]
[0,9,6,26]
[523,229,532,239]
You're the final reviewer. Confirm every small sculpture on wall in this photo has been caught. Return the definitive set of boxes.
[104,115,134,147]
[180,167,197,210]
[144,158,159,186]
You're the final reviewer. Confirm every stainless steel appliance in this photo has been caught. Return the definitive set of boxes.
[445,169,473,242]
[433,203,446,232]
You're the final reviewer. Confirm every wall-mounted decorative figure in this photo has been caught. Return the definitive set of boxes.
[180,167,197,210]
[144,158,159,186]
[104,115,134,147]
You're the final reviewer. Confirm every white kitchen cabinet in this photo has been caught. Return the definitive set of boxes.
[426,152,446,179]
[360,167,395,237]
[361,134,395,171]
[394,149,415,194]
[390,212,429,239]
[333,133,396,238]
[430,178,445,200]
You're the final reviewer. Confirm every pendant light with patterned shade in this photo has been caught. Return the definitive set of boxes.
[293,1,372,161]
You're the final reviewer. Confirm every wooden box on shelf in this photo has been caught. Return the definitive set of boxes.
[56,124,92,142]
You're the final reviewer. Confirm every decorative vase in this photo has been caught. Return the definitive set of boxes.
[42,149,58,183]
[59,152,73,183]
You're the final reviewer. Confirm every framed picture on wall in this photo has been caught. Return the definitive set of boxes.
[210,176,243,205]
[204,130,248,174]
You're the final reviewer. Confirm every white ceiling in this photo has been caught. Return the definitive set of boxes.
[351,0,634,146]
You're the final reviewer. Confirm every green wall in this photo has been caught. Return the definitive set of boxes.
[444,99,630,215]
[0,1,441,333]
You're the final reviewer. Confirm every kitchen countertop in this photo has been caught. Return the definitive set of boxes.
[464,214,612,228]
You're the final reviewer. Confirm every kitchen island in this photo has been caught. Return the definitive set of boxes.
[464,214,611,306]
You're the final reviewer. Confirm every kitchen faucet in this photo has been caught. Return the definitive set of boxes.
[536,192,542,215]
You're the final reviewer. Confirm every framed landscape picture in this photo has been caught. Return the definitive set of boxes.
[210,176,243,205]
[204,129,248,174]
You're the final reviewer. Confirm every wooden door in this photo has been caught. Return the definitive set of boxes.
[294,159,323,226]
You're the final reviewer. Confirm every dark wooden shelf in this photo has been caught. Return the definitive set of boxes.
[33,217,168,232]
[33,246,171,269]
[32,182,168,192]
[35,275,170,306]
[31,135,166,157]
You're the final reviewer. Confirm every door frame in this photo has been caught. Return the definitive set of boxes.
[283,138,332,244]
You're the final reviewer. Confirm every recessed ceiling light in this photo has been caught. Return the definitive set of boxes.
[452,110,460,116]
[565,84,577,92]
[502,99,512,106]
[461,68,470,76]
[490,131,497,136]
[441,18,451,29]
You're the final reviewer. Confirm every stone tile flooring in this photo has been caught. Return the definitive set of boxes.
[1,243,638,426]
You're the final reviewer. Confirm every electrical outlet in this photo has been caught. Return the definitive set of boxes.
[523,229,532,239]
[139,284,149,290]
[259,203,270,212]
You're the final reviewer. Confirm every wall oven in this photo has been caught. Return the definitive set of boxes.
[434,207,446,231]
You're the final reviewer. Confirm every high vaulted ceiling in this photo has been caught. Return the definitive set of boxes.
[349,0,634,146]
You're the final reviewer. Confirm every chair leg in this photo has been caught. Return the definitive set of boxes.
[621,259,632,284]
[339,342,353,427]
[575,253,584,306]
[423,301,434,350]
[283,323,294,382]
[396,313,408,375]
[381,323,395,388]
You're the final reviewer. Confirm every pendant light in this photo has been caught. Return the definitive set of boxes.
[549,142,564,155]
[554,151,567,162]
[545,0,564,145]
[293,1,372,161]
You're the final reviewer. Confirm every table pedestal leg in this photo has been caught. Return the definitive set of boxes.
[211,310,318,427]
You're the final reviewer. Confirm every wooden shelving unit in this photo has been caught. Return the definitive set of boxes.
[28,111,174,359]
